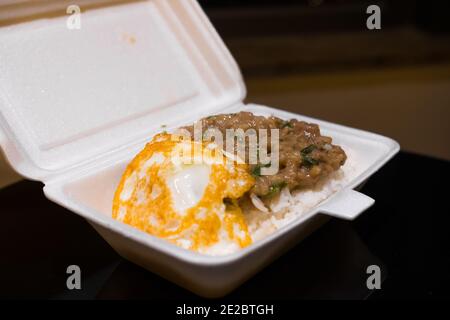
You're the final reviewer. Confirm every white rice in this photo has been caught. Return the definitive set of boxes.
[244,146,358,242]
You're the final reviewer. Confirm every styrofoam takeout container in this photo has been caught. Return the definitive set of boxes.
[0,0,399,297]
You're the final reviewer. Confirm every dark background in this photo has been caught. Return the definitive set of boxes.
[199,0,450,162]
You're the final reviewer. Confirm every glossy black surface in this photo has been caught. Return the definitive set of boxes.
[0,152,448,299]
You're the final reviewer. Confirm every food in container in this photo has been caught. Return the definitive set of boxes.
[113,112,357,256]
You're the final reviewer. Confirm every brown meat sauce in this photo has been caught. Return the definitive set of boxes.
[182,112,347,197]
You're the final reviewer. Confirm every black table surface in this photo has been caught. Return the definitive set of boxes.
[1,151,449,300]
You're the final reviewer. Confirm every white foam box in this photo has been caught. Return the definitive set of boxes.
[0,0,399,297]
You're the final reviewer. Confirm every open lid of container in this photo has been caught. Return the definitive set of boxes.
[0,0,246,181]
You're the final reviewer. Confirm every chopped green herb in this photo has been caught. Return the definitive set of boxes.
[301,144,316,156]
[300,145,319,167]
[302,155,319,167]
[281,121,293,129]
[251,162,271,177]
[265,182,287,197]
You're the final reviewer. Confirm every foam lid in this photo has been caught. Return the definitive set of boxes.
[0,0,245,180]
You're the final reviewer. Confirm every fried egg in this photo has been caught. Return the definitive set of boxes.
[112,133,255,255]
